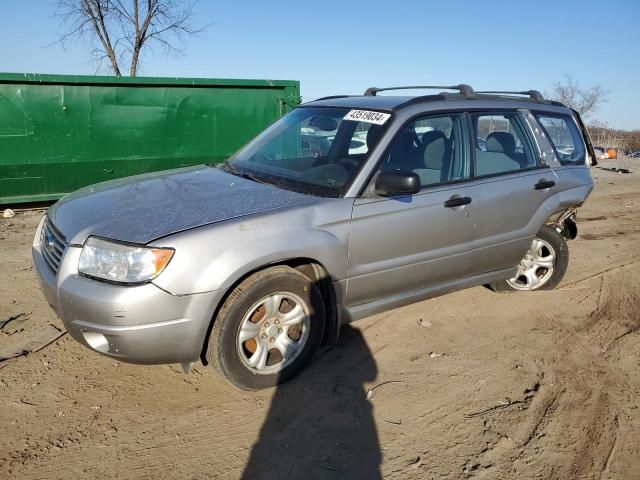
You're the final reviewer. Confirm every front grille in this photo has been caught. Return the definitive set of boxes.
[41,218,67,274]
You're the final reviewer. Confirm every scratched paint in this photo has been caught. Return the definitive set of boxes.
[49,166,321,245]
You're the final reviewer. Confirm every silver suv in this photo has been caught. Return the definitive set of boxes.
[33,85,595,389]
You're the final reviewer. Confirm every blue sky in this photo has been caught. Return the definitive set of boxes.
[1,0,639,128]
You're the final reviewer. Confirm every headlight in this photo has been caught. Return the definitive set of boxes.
[78,237,174,284]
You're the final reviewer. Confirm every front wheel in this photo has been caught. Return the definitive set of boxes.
[205,266,326,390]
[489,225,569,292]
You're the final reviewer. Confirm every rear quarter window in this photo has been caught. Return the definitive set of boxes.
[470,112,539,177]
[535,114,586,165]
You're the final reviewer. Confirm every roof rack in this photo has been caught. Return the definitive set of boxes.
[364,84,475,99]
[475,90,546,103]
[312,94,350,101]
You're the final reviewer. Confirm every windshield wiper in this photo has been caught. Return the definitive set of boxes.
[221,161,271,185]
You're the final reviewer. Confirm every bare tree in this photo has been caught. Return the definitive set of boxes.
[548,75,608,117]
[588,121,640,153]
[53,0,206,76]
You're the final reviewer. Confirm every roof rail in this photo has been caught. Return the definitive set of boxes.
[475,90,546,103]
[312,94,350,101]
[364,84,475,99]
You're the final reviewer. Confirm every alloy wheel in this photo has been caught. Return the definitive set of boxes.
[506,238,556,291]
[236,292,310,374]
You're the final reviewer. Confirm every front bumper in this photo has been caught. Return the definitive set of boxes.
[32,218,224,365]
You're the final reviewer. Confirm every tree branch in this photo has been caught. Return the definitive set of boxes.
[52,0,208,77]
[549,74,609,117]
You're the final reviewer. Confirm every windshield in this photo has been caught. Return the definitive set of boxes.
[222,107,392,197]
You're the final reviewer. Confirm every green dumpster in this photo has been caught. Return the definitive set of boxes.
[0,73,300,204]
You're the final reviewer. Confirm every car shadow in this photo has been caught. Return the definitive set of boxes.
[241,324,381,479]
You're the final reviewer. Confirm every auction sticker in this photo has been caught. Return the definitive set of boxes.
[343,109,391,125]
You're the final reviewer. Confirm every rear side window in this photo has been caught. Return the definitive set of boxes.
[535,114,586,165]
[471,112,539,176]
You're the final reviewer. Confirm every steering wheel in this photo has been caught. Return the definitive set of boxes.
[312,157,328,168]
[254,150,273,163]
[337,157,361,173]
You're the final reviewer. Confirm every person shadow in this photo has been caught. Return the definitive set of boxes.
[241,324,381,479]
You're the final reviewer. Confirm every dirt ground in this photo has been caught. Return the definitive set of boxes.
[1,158,639,479]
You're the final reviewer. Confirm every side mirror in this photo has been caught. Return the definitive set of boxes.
[375,170,420,195]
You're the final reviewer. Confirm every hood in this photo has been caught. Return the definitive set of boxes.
[49,165,321,245]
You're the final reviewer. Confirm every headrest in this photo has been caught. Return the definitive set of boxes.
[422,131,448,170]
[366,125,385,150]
[486,132,516,155]
[421,130,447,147]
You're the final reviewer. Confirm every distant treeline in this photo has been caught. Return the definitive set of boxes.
[588,125,640,153]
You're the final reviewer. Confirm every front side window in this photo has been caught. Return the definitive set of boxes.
[378,114,470,187]
[535,114,586,165]
[224,107,391,197]
[471,112,538,176]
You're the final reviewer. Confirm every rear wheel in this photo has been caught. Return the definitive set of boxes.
[206,266,325,390]
[490,225,569,292]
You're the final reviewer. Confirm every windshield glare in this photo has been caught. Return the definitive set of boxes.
[225,107,391,197]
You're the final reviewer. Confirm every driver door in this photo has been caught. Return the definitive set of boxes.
[346,113,478,308]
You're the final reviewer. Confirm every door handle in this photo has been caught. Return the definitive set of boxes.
[534,179,555,190]
[444,196,472,208]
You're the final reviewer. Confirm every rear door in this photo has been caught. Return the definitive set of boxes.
[470,110,559,274]
[532,111,594,201]
[346,113,478,307]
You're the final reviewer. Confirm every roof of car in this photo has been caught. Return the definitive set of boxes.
[304,95,418,110]
[302,85,569,113]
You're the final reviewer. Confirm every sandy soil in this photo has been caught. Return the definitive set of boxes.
[1,158,639,480]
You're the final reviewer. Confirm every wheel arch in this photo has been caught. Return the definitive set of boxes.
[200,257,341,365]
[544,205,580,240]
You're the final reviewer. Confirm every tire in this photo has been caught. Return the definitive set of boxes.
[489,225,569,293]
[205,266,326,390]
